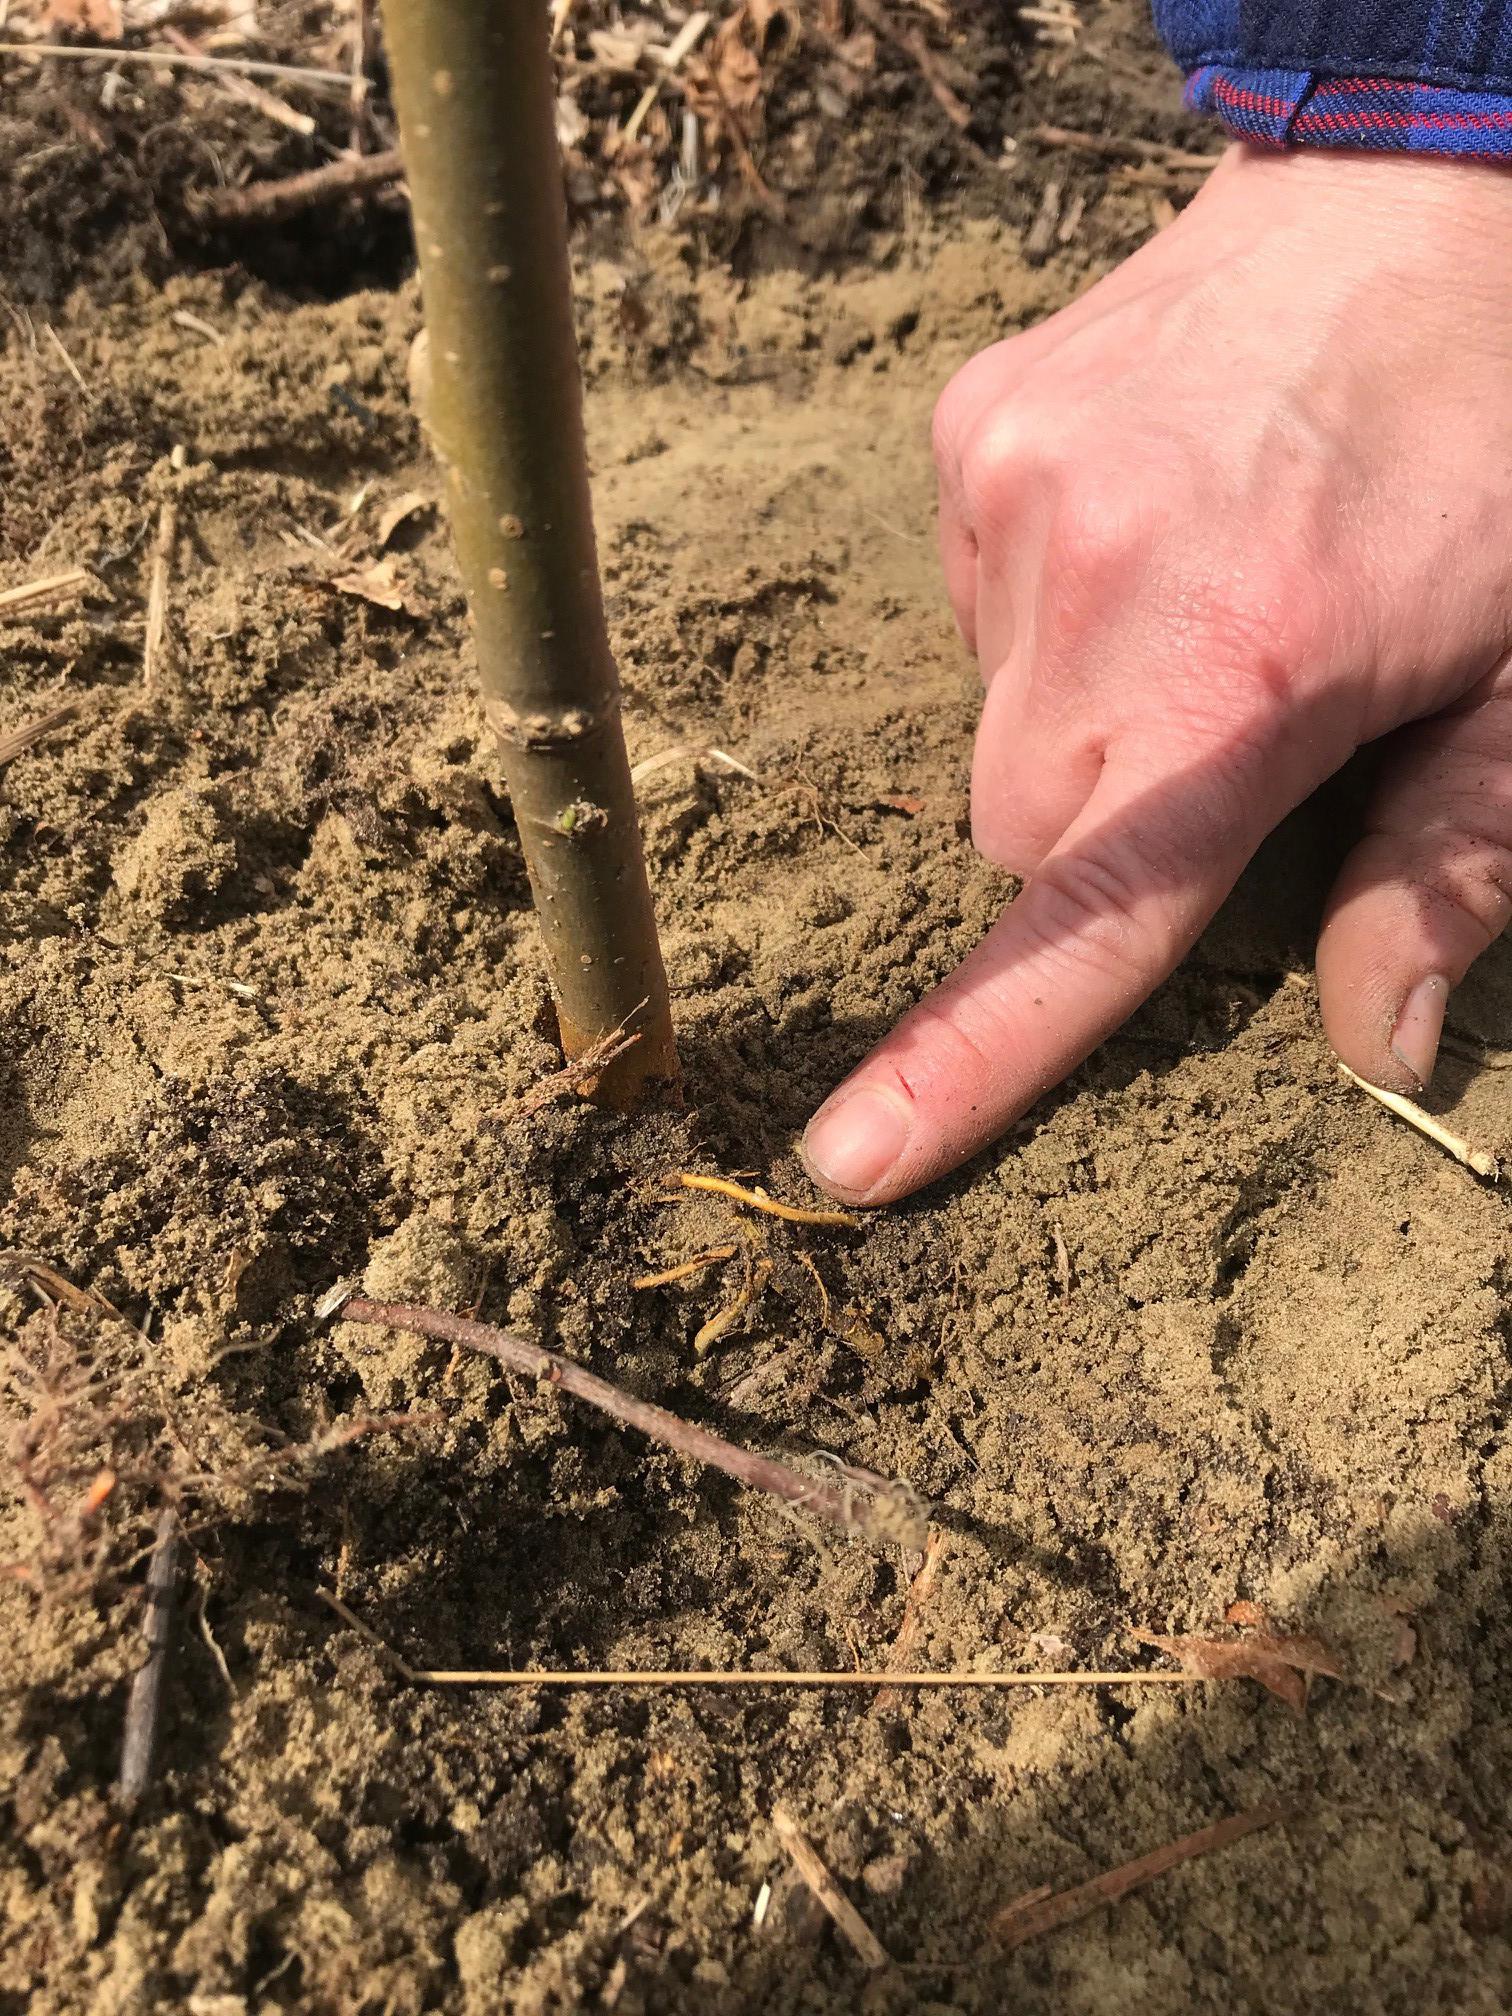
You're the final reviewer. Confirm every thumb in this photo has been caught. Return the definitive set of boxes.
[1317,678,1512,1092]
[802,749,1271,1203]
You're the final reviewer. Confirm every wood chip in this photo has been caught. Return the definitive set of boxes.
[1023,175,1063,262]
[376,491,433,547]
[329,556,429,617]
[771,1807,892,1970]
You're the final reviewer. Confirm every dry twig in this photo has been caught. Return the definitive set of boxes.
[0,40,350,90]
[162,24,315,133]
[1338,1061,1500,1179]
[196,147,404,225]
[337,1294,924,1548]
[1030,122,1220,170]
[673,1171,861,1229]
[851,0,972,132]
[317,1590,1197,1689]
[991,1805,1291,1948]
[0,566,92,615]
[771,1806,892,1970]
[0,699,83,770]
[873,1528,947,1711]
[117,1507,180,1807]
[143,444,186,692]
[622,7,711,144]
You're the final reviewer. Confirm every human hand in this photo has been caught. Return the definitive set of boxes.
[803,145,1512,1204]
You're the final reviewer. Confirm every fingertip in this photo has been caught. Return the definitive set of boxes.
[1321,971,1449,1098]
[801,1080,915,1205]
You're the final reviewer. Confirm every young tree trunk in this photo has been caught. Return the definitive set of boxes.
[382,0,678,1107]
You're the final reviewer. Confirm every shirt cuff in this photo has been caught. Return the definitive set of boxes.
[1185,64,1512,159]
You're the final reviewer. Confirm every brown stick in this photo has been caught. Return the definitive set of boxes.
[873,1528,947,1711]
[196,147,404,225]
[850,0,971,130]
[339,1295,925,1549]
[772,1807,892,1969]
[117,1507,180,1807]
[350,0,376,151]
[990,1804,1291,1948]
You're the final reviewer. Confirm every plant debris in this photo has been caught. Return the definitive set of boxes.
[1132,1622,1347,1714]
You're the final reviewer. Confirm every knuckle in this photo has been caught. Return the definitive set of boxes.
[1023,845,1171,989]
[1045,476,1150,605]
[933,337,1029,467]
[1385,824,1512,949]
[907,996,1002,1084]
[958,403,1064,533]
[1121,557,1334,784]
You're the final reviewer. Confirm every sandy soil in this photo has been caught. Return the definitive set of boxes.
[3,7,1512,2013]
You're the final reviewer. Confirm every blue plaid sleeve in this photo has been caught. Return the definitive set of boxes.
[1153,0,1512,157]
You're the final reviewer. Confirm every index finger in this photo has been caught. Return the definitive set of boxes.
[800,757,1266,1203]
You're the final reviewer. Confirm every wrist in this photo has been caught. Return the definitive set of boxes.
[1196,143,1512,315]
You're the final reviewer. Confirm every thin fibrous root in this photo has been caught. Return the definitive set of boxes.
[673,1171,862,1229]
[1339,1061,1500,1179]
[316,1591,1199,1689]
[632,1246,738,1290]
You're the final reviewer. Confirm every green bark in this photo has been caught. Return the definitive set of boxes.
[383,0,678,1106]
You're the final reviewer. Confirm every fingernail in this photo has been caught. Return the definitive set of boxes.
[802,1084,912,1199]
[1390,973,1450,1090]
